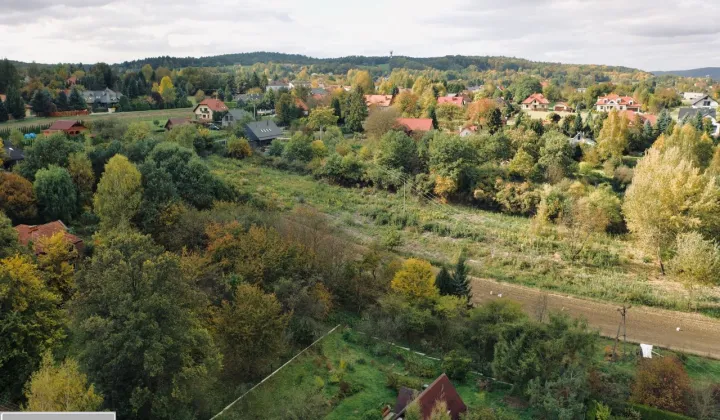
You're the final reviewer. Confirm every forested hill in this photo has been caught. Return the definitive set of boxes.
[653,67,720,80]
[114,52,642,74]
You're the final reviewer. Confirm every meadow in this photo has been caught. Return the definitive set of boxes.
[208,156,720,318]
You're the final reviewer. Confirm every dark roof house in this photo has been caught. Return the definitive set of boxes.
[245,120,283,143]
[234,93,264,104]
[678,107,716,121]
[392,374,467,420]
[222,109,253,127]
[2,139,24,168]
[15,221,84,255]
[82,88,122,107]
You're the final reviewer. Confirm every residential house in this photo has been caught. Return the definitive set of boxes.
[569,132,596,147]
[245,120,283,144]
[193,98,229,121]
[288,80,310,89]
[310,88,328,97]
[466,85,484,92]
[164,117,191,130]
[42,120,87,136]
[266,82,290,92]
[595,94,641,112]
[576,87,588,93]
[521,93,549,111]
[437,96,468,107]
[683,92,706,102]
[459,126,478,137]
[66,76,78,87]
[221,109,253,128]
[678,108,719,136]
[618,110,657,126]
[691,95,718,109]
[390,374,467,420]
[396,118,433,134]
[82,88,123,108]
[365,94,393,109]
[234,93,264,104]
[295,98,309,116]
[2,139,24,169]
[553,102,573,112]
[15,221,84,255]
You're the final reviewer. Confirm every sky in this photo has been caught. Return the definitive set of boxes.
[3,0,720,71]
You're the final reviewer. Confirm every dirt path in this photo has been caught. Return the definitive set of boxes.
[471,277,720,359]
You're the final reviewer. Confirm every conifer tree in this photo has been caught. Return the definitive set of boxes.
[345,89,368,132]
[68,87,87,111]
[657,109,671,135]
[0,98,8,123]
[573,112,583,135]
[55,91,69,112]
[435,266,454,296]
[451,252,472,301]
[6,85,25,120]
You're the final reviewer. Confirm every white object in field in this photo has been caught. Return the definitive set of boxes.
[497,293,503,298]
[676,327,681,332]
[640,344,653,358]
[490,291,494,295]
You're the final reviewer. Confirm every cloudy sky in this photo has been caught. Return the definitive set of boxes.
[3,0,720,71]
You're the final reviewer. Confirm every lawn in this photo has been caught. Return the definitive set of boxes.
[208,156,720,317]
[0,107,193,130]
[214,329,533,420]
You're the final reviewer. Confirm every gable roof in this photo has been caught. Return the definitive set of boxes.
[678,107,717,121]
[393,374,467,420]
[164,117,191,129]
[618,110,657,126]
[691,95,717,106]
[596,94,639,106]
[234,93,264,103]
[295,97,309,112]
[397,118,433,132]
[225,109,252,120]
[194,98,229,113]
[365,94,393,107]
[522,93,549,105]
[2,139,24,162]
[311,88,328,96]
[245,120,283,142]
[438,96,465,106]
[46,120,85,131]
[15,221,83,254]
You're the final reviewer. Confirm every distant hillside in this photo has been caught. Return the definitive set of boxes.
[653,67,720,80]
[114,52,642,74]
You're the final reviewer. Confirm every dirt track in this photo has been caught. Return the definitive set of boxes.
[471,277,720,359]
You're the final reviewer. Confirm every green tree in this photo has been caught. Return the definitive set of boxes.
[6,85,25,120]
[73,231,221,419]
[573,112,584,135]
[283,132,314,162]
[345,89,368,132]
[623,147,719,273]
[435,266,454,296]
[19,132,81,180]
[508,76,542,103]
[226,136,252,159]
[488,108,503,134]
[54,90,70,112]
[67,152,95,210]
[30,89,56,117]
[93,155,142,230]
[0,59,20,93]
[25,353,103,412]
[275,92,299,125]
[451,252,472,301]
[34,165,76,222]
[213,284,289,381]
[376,130,417,173]
[36,232,78,301]
[527,367,590,420]
[0,211,21,259]
[68,87,88,111]
[0,255,65,402]
[307,106,338,131]
[596,110,630,161]
[538,131,575,182]
[0,97,8,123]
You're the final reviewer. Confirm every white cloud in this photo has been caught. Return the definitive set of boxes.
[1,0,719,70]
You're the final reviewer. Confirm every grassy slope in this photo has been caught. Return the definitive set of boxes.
[208,156,720,317]
[1,107,193,130]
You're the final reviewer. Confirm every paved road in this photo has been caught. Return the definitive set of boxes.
[471,277,720,359]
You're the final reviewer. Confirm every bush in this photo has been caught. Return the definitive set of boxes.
[626,404,694,420]
[267,139,286,157]
[441,350,472,381]
[385,371,424,391]
[404,355,438,378]
[227,136,252,159]
[630,357,692,415]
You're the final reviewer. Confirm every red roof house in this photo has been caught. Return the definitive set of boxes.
[365,94,393,108]
[295,97,309,115]
[42,120,87,136]
[521,93,550,111]
[392,374,467,420]
[596,94,641,112]
[396,118,433,133]
[15,221,84,255]
[553,102,573,112]
[437,96,467,107]
[619,110,657,126]
[193,98,229,121]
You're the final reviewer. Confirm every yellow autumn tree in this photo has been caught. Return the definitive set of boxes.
[657,124,713,169]
[93,154,143,230]
[158,76,177,104]
[352,70,374,94]
[596,110,630,161]
[36,232,78,301]
[391,258,438,300]
[25,352,103,412]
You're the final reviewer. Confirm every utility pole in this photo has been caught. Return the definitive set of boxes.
[403,181,406,215]
[612,305,630,361]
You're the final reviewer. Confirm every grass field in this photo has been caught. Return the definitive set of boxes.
[208,156,720,317]
[1,107,193,130]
